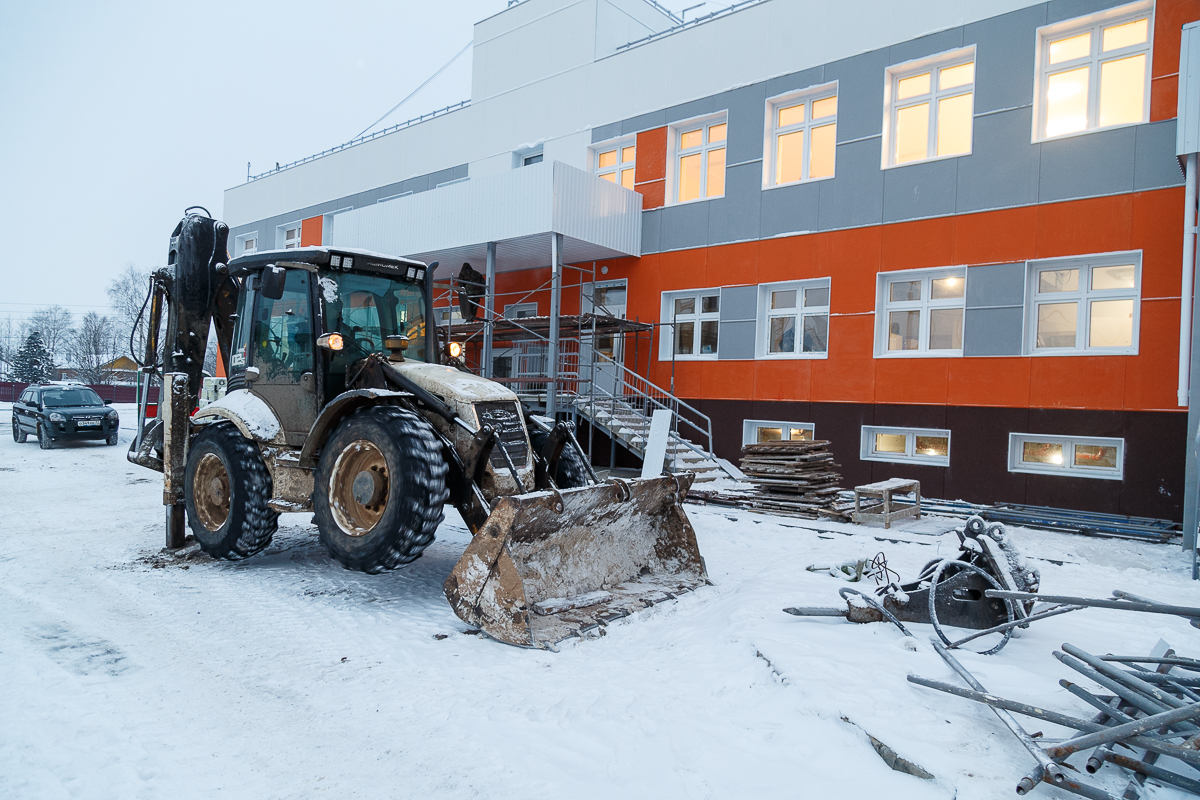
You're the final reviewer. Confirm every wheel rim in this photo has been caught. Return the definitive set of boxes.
[193,452,232,532]
[328,439,389,536]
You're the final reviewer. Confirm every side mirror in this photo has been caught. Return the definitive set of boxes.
[261,265,286,300]
[104,399,112,405]
[244,366,261,384]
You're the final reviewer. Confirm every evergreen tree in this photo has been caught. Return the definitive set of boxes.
[11,331,53,384]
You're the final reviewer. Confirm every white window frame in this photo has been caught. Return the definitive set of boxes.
[593,137,637,191]
[1032,1,1153,143]
[1024,251,1142,356]
[1008,433,1125,480]
[276,221,302,250]
[667,112,728,205]
[742,419,816,445]
[764,82,838,188]
[861,425,952,467]
[503,302,538,319]
[660,289,721,360]
[883,46,976,168]
[875,267,967,357]
[235,232,258,256]
[757,279,831,359]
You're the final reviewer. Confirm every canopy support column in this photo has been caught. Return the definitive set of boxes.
[483,241,496,378]
[547,233,563,417]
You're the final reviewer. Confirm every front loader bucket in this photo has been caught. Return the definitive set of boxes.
[444,473,708,649]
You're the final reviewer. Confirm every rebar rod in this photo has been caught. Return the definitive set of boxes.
[985,591,1200,620]
[1100,655,1200,673]
[1043,773,1120,800]
[948,604,1084,649]
[1043,702,1200,761]
[1104,752,1200,794]
[1053,652,1193,730]
[1062,644,1189,711]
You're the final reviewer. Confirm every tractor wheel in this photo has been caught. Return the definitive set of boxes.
[314,405,448,573]
[12,418,27,443]
[37,424,54,450]
[184,422,278,559]
[529,427,591,489]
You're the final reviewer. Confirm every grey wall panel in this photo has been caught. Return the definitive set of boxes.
[888,27,964,66]
[665,97,716,125]
[1135,120,1185,191]
[1047,0,1130,24]
[708,163,762,245]
[622,110,667,135]
[659,200,711,251]
[818,138,885,229]
[592,121,623,144]
[966,4,1046,113]
[720,83,768,165]
[640,208,662,254]
[719,285,758,322]
[956,107,1041,212]
[717,320,757,360]
[966,262,1026,308]
[1039,126,1136,202]
[428,165,468,187]
[760,180,821,238]
[882,157,959,222]
[823,48,891,141]
[963,306,1025,355]
[764,67,825,100]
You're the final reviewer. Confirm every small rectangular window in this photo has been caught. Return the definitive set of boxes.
[742,419,816,445]
[595,139,636,189]
[672,115,728,204]
[664,290,720,358]
[276,222,302,250]
[861,426,951,466]
[766,84,838,187]
[760,279,831,358]
[1026,253,1140,355]
[886,49,975,167]
[1035,3,1152,140]
[1008,433,1124,479]
[877,269,965,356]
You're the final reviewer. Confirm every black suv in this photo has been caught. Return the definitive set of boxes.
[12,384,120,449]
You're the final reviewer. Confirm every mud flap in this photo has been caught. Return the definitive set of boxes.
[444,473,708,649]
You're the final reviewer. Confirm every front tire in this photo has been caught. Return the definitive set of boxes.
[529,426,590,489]
[106,433,119,446]
[12,419,27,443]
[37,425,53,450]
[314,405,448,573]
[184,422,278,559]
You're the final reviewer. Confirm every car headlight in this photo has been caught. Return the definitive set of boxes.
[49,412,65,422]
[107,409,119,420]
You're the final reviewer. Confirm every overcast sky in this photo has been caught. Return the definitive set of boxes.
[0,0,701,332]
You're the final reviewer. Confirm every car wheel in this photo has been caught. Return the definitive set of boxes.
[37,424,54,450]
[106,433,119,446]
[12,418,27,443]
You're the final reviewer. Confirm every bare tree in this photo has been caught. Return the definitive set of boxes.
[107,262,154,362]
[65,313,121,384]
[27,306,73,369]
[0,316,17,379]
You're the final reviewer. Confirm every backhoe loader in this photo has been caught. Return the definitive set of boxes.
[128,209,708,648]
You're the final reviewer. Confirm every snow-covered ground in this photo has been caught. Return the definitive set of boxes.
[2,403,1198,800]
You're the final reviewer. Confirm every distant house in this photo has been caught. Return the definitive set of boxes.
[59,355,139,385]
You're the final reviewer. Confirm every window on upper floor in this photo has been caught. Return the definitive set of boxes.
[759,279,830,358]
[277,222,302,250]
[861,425,951,467]
[767,85,837,186]
[236,233,258,256]
[876,268,965,356]
[503,303,538,319]
[672,115,727,203]
[1008,433,1124,480]
[885,48,975,167]
[743,419,815,445]
[1025,253,1141,355]
[664,290,720,358]
[595,139,637,190]
[1035,3,1152,140]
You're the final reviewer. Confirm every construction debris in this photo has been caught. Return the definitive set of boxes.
[687,440,849,520]
[910,635,1200,798]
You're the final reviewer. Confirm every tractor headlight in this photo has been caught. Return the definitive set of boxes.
[317,332,345,351]
[49,412,65,422]
[447,341,463,359]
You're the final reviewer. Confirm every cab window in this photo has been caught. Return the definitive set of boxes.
[250,270,313,381]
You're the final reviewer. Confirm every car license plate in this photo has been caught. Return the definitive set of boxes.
[77,420,101,427]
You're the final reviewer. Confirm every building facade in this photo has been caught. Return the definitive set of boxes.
[223,0,1200,522]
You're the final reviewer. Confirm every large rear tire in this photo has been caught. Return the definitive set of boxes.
[529,426,590,489]
[314,405,448,573]
[184,422,278,559]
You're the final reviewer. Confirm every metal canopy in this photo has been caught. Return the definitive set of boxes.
[440,313,652,343]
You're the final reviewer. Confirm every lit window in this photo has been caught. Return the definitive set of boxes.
[1008,433,1124,479]
[665,291,720,358]
[877,269,965,356]
[673,116,727,203]
[861,426,951,467]
[886,49,975,166]
[743,419,815,445]
[596,140,637,190]
[760,279,830,358]
[1026,254,1140,354]
[767,85,837,186]
[1036,5,1151,140]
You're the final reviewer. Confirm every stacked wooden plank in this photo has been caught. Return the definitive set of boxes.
[686,440,848,520]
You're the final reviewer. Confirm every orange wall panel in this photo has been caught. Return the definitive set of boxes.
[702,361,759,401]
[1151,76,1178,123]
[1035,195,1133,258]
[1133,188,1185,298]
[757,232,823,285]
[1124,299,1183,411]
[810,315,876,403]
[954,205,1038,264]
[1149,1,1199,118]
[707,240,759,287]
[635,128,667,209]
[1029,356,1126,409]
[872,357,949,405]
[881,216,956,272]
[947,358,1032,408]
[301,215,323,247]
[753,359,812,402]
